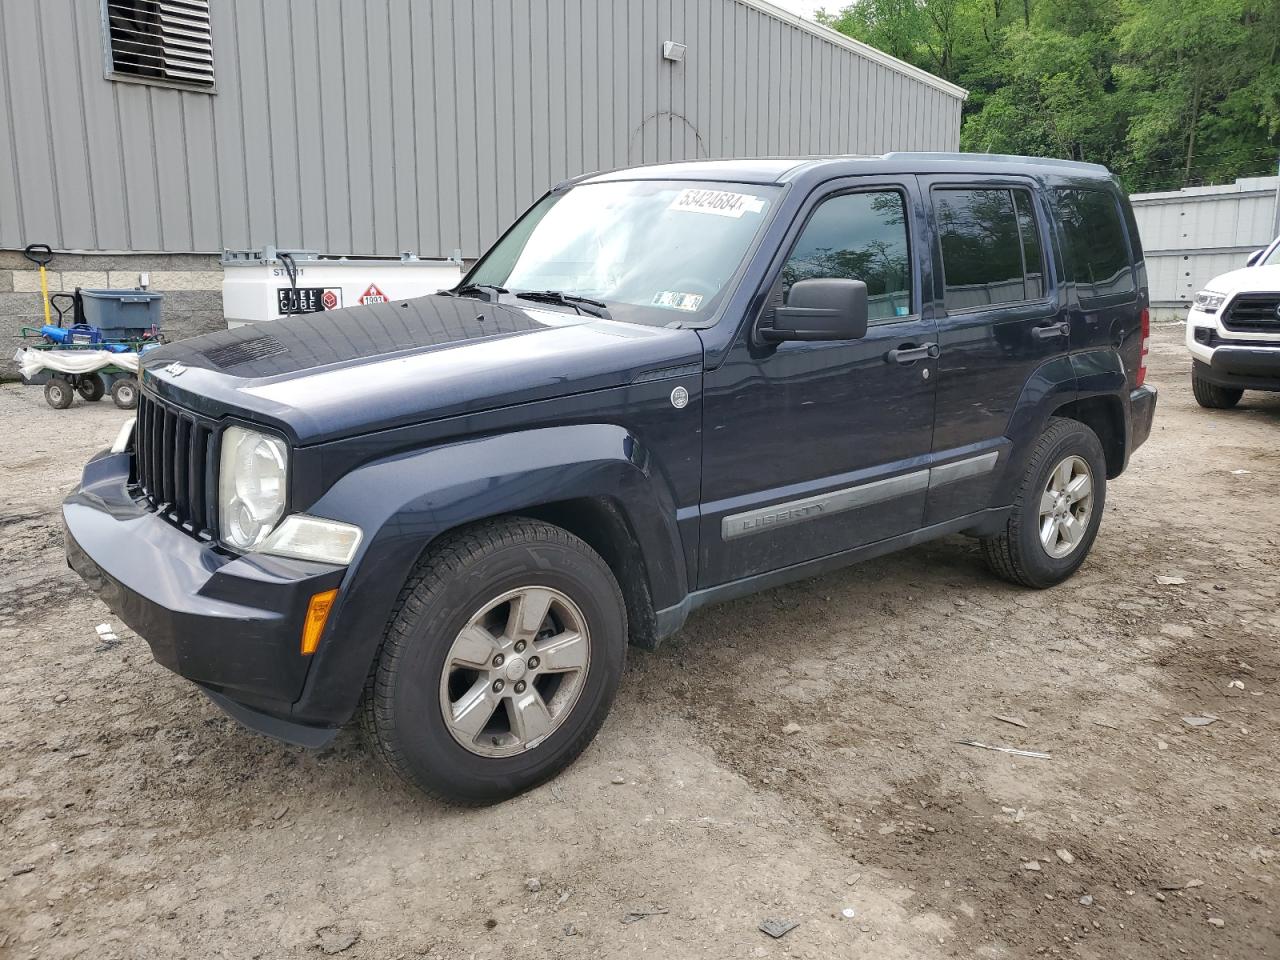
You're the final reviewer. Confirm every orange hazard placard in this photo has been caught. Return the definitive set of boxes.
[359,284,389,305]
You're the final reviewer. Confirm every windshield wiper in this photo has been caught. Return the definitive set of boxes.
[513,290,611,319]
[442,283,508,302]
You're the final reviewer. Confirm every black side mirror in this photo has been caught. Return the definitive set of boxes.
[760,278,869,343]
[1245,248,1264,267]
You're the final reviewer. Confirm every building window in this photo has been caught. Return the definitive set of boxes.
[103,0,215,91]
[1055,188,1135,303]
[935,188,1046,311]
[782,191,913,322]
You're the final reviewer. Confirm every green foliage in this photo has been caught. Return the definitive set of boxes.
[816,0,1280,190]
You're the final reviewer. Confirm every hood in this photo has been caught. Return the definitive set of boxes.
[142,294,703,444]
[1203,264,1280,297]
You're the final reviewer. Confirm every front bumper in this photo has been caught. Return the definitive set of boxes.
[1197,349,1280,391]
[64,448,347,746]
[1186,307,1280,389]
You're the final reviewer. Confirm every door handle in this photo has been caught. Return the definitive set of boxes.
[1032,321,1071,340]
[886,342,940,364]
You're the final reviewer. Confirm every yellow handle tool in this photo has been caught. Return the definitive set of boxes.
[38,264,51,325]
[23,243,54,326]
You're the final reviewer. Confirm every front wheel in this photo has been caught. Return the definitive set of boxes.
[361,518,627,804]
[1191,369,1242,409]
[980,418,1107,588]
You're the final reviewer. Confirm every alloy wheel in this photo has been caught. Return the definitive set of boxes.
[1038,455,1094,559]
[439,586,591,758]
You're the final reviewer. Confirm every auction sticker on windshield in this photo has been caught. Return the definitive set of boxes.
[668,188,766,218]
[653,291,705,311]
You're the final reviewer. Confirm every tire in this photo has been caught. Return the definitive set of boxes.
[1191,369,1242,409]
[110,377,139,410]
[76,373,106,402]
[980,418,1107,589]
[361,517,627,804]
[44,378,75,409]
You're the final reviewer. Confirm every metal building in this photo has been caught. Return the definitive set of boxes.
[1,0,963,258]
[0,0,964,367]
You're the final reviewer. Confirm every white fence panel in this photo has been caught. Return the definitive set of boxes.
[1131,176,1280,320]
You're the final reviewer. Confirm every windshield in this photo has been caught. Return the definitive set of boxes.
[467,179,780,325]
[1261,240,1280,266]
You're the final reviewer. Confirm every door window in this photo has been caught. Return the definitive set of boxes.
[781,191,913,321]
[1055,188,1135,302]
[934,188,1046,310]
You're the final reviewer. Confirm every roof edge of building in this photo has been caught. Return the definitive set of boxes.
[735,0,969,102]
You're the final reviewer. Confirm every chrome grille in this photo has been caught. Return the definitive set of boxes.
[1222,294,1280,333]
[133,391,216,537]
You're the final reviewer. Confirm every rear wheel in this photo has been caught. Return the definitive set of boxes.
[1191,369,1242,409]
[110,377,139,409]
[76,373,105,402]
[981,418,1107,588]
[361,518,627,804]
[44,378,74,409]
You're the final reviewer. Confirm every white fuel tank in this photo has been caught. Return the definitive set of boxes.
[221,248,463,328]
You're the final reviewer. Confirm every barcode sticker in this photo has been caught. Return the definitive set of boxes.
[668,188,766,218]
[652,291,705,311]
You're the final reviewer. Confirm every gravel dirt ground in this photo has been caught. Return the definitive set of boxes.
[1,323,1276,960]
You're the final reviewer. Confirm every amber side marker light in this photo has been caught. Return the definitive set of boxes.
[301,589,339,655]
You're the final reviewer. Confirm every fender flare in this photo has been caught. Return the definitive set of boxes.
[993,354,1078,502]
[994,349,1129,503]
[289,423,687,725]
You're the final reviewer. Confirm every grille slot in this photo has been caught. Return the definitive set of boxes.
[1222,294,1280,333]
[133,392,216,537]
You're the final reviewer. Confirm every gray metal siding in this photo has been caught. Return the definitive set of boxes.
[0,0,964,258]
[1131,176,1280,315]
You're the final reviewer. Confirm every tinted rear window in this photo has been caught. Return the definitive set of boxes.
[1055,188,1135,302]
[934,188,1046,310]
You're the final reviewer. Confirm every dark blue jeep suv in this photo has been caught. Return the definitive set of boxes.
[65,153,1157,802]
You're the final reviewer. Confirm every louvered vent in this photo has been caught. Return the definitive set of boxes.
[104,0,215,89]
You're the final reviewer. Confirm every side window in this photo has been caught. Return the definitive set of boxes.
[1014,191,1045,299]
[1055,188,1135,302]
[934,188,1045,310]
[781,191,913,321]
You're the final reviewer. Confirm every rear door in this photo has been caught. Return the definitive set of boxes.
[919,177,1070,524]
[1053,185,1143,369]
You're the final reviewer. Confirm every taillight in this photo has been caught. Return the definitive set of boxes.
[1137,307,1150,387]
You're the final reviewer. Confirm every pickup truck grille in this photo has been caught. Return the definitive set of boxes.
[133,391,217,538]
[1222,294,1280,333]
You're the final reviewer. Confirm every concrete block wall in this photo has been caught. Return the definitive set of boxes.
[2,251,225,379]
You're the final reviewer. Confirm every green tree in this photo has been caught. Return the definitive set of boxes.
[818,0,1280,191]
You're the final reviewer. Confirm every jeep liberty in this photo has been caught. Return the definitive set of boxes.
[65,154,1158,802]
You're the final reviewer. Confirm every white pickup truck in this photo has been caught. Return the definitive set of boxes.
[1186,236,1280,408]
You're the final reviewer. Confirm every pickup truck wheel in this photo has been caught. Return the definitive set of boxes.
[1191,369,1243,409]
[361,518,626,804]
[980,418,1107,589]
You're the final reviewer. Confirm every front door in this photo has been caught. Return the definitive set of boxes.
[699,179,939,587]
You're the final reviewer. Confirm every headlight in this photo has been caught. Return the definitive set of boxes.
[218,426,288,550]
[1192,290,1227,313]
